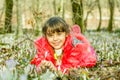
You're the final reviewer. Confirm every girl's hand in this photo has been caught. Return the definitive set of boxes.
[39,60,56,73]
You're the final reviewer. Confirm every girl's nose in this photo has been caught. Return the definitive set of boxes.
[53,34,58,41]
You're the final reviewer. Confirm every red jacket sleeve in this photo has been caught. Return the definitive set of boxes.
[30,38,45,67]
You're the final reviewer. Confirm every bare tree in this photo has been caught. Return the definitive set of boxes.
[53,0,65,18]
[53,0,57,15]
[107,0,115,32]
[97,0,102,31]
[16,0,23,37]
[4,0,13,33]
[60,0,65,18]
[116,0,120,12]
[71,0,85,33]
[84,0,97,29]
[31,0,41,36]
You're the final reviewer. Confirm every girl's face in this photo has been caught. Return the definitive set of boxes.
[46,32,67,50]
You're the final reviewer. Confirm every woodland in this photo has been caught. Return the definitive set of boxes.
[0,0,120,80]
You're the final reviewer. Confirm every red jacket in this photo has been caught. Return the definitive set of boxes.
[31,33,97,73]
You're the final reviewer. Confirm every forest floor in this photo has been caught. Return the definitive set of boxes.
[0,31,120,80]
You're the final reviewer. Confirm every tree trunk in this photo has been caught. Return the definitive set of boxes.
[53,0,57,15]
[32,0,41,36]
[107,0,115,32]
[16,0,23,37]
[61,0,65,19]
[84,11,90,28]
[71,0,85,33]
[53,0,65,18]
[4,0,13,33]
[97,0,102,31]
[84,0,97,29]
[116,0,120,12]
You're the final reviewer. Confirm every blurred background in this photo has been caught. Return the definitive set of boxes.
[0,0,120,80]
[0,0,120,34]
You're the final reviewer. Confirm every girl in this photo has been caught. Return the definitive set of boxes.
[31,16,97,74]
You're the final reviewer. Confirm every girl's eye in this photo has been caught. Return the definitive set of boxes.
[47,34,53,37]
[46,32,64,37]
[57,32,62,35]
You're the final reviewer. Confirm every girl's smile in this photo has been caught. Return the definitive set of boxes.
[46,32,67,50]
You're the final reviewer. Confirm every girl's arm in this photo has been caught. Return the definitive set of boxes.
[31,37,45,67]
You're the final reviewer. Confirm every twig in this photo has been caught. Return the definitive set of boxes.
[12,34,34,49]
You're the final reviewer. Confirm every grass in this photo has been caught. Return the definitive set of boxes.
[0,31,120,80]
